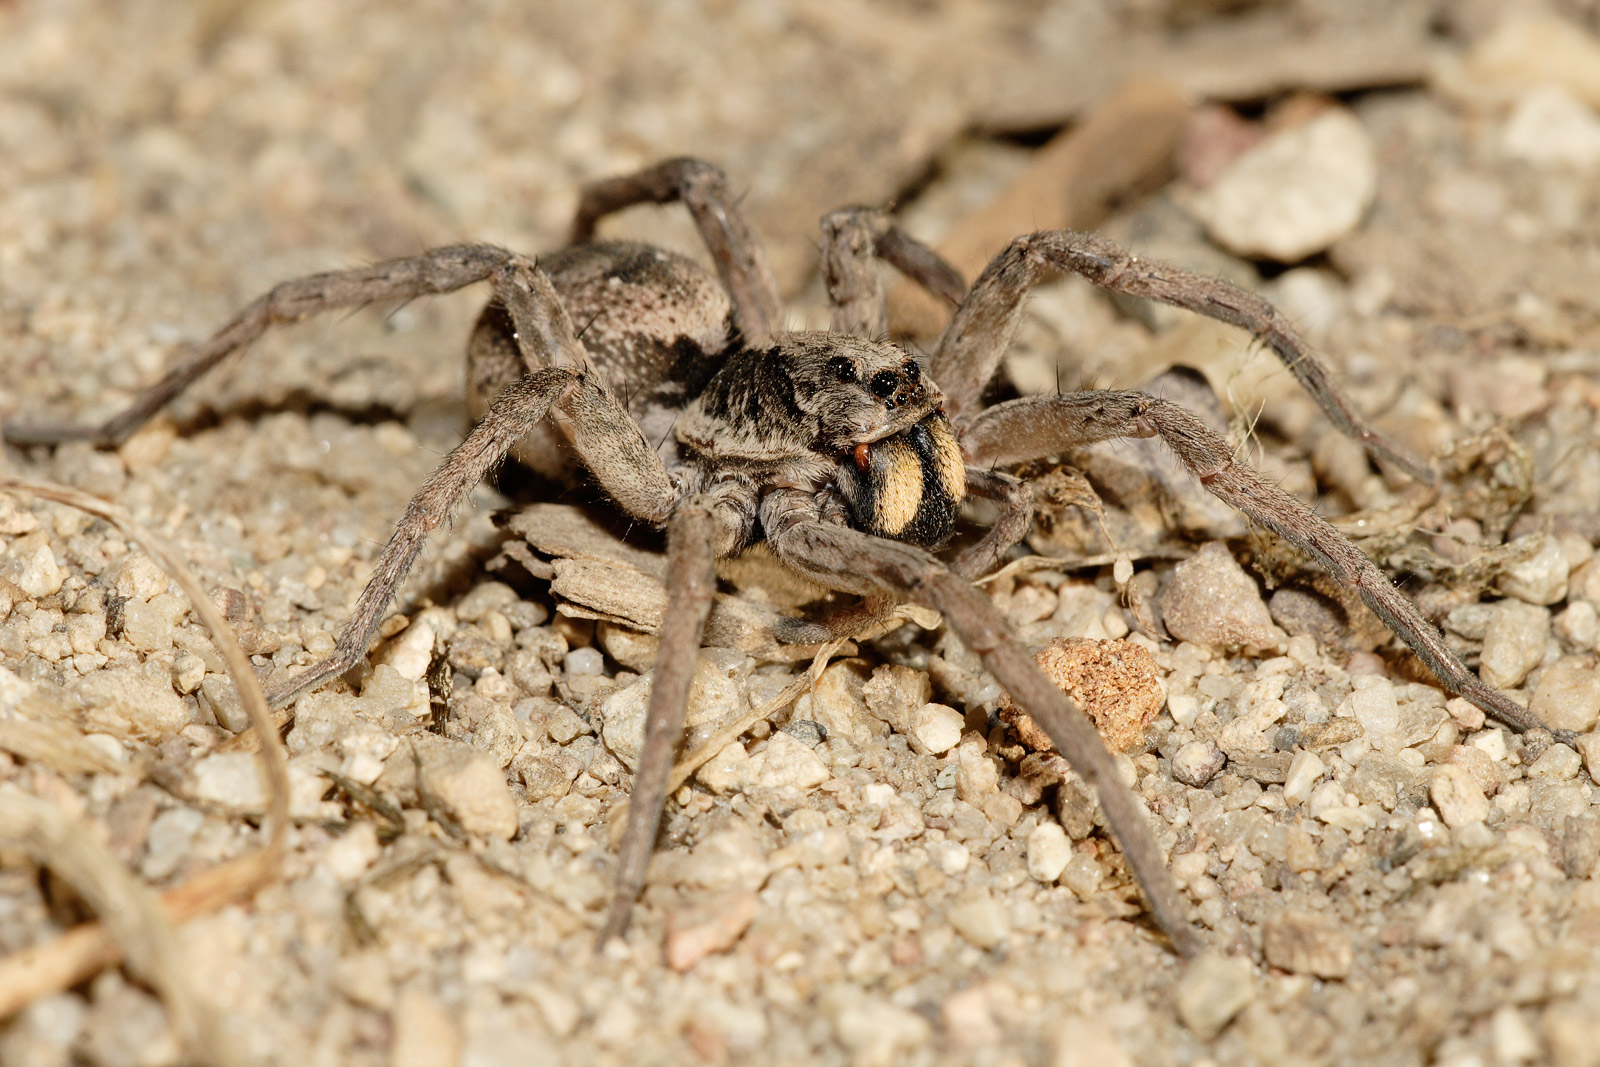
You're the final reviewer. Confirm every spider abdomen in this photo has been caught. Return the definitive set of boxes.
[838,413,966,546]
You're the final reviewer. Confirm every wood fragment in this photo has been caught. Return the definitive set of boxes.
[889,79,1190,338]
[0,478,289,1058]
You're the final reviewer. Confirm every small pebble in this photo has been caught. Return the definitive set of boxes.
[139,808,205,881]
[1530,662,1600,732]
[381,619,435,682]
[831,998,930,1067]
[696,742,752,795]
[1555,601,1598,650]
[601,652,748,770]
[390,988,461,1067]
[1026,820,1072,882]
[1171,740,1226,787]
[412,735,519,839]
[12,544,64,598]
[928,840,970,876]
[171,651,205,695]
[1491,1004,1540,1065]
[119,594,184,653]
[1163,542,1286,653]
[665,890,758,972]
[1499,535,1570,606]
[564,646,605,677]
[191,753,339,819]
[1431,764,1491,827]
[1261,911,1353,978]
[946,890,1010,950]
[747,731,831,792]
[1479,600,1551,689]
[1187,108,1377,262]
[1577,732,1600,782]
[1347,676,1400,744]
[1527,743,1581,780]
[1502,85,1600,170]
[1060,853,1104,900]
[1282,749,1326,805]
[909,703,963,755]
[1176,952,1254,1039]
[1051,1015,1134,1067]
[199,673,250,733]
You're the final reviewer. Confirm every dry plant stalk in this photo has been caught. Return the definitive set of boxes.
[0,477,291,1066]
[888,78,1190,338]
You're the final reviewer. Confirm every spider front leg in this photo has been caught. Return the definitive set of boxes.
[269,259,678,707]
[762,489,1202,957]
[600,496,723,944]
[820,206,967,338]
[4,244,514,448]
[961,392,1559,738]
[568,157,783,345]
[932,230,1433,483]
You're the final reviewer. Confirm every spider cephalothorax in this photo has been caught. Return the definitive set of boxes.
[6,156,1558,960]
[675,332,966,547]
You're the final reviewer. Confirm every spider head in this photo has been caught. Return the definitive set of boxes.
[782,335,967,546]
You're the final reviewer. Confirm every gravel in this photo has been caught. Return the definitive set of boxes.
[6,5,1600,1066]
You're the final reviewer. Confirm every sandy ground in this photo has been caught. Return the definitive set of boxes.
[7,1,1600,1065]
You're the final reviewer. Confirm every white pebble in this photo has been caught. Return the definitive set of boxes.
[1176,952,1255,1040]
[564,646,605,677]
[1347,676,1399,742]
[381,619,435,682]
[412,736,519,839]
[1188,109,1377,262]
[1530,662,1600,732]
[1171,740,1226,787]
[928,840,970,876]
[1502,85,1600,170]
[14,544,63,597]
[1479,600,1551,689]
[1555,601,1598,650]
[1026,820,1072,883]
[1527,743,1581,780]
[1282,750,1326,805]
[1499,534,1570,605]
[1491,1005,1540,1064]
[171,651,205,695]
[1431,764,1490,828]
[747,731,831,792]
[1167,693,1200,728]
[946,890,1010,949]
[909,703,963,755]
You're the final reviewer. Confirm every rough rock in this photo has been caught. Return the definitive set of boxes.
[601,649,750,770]
[1262,911,1353,978]
[1530,662,1600,733]
[1479,600,1551,689]
[1187,109,1377,262]
[1176,952,1254,1039]
[1431,763,1491,827]
[1163,542,1287,654]
[412,735,519,839]
[1000,637,1164,752]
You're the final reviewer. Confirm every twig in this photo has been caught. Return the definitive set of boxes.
[0,478,290,1064]
[889,78,1190,338]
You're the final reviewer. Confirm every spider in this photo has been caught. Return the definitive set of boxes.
[5,157,1556,958]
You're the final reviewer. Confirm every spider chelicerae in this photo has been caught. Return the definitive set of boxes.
[6,157,1555,957]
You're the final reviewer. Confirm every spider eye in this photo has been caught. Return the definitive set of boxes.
[869,371,899,399]
[826,356,858,382]
[902,359,920,377]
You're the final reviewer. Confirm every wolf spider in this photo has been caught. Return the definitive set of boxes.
[6,158,1554,957]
